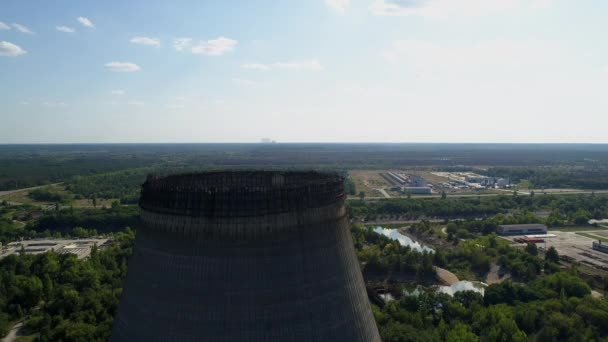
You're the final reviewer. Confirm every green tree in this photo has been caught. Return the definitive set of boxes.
[358,191,366,201]
[545,246,560,263]
[525,243,538,256]
[446,323,479,342]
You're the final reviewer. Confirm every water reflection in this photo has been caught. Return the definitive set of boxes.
[373,227,434,253]
[436,281,486,296]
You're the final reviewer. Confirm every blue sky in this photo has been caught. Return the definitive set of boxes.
[1,0,607,143]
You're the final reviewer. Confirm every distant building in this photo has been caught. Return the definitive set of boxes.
[496,178,510,187]
[403,187,432,194]
[497,224,547,236]
[0,238,111,260]
[465,175,494,186]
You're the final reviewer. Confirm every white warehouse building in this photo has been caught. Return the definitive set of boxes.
[497,224,547,236]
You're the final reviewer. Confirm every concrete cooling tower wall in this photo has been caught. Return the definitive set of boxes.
[111,171,381,342]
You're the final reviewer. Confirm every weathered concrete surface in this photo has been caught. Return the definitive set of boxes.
[435,266,459,286]
[112,171,380,342]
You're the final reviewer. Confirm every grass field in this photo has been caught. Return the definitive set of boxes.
[550,226,608,232]
[2,185,117,209]
[576,232,608,243]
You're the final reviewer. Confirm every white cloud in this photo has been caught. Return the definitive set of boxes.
[191,36,237,55]
[126,100,145,106]
[0,41,27,57]
[166,103,185,109]
[232,78,270,87]
[130,36,161,47]
[0,22,10,30]
[380,39,560,80]
[111,90,126,95]
[369,0,553,17]
[105,100,144,106]
[602,66,608,73]
[56,26,75,33]
[241,63,272,71]
[174,38,192,51]
[42,101,67,107]
[273,60,323,70]
[77,17,95,28]
[104,62,141,72]
[11,23,33,34]
[241,59,323,71]
[326,0,350,13]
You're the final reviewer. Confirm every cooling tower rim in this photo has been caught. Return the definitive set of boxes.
[142,170,344,190]
[138,170,347,218]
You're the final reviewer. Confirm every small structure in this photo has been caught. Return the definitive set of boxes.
[465,175,494,186]
[403,187,432,194]
[592,240,608,254]
[496,178,510,187]
[497,224,547,236]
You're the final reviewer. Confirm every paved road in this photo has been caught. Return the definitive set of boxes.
[375,188,391,199]
[348,189,608,201]
[0,183,63,198]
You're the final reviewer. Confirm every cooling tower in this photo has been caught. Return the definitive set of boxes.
[111,171,381,342]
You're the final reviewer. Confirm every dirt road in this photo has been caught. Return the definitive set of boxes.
[0,183,63,198]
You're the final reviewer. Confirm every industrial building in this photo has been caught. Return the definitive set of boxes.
[496,178,510,187]
[403,187,433,194]
[465,175,494,186]
[497,224,548,236]
[0,238,111,260]
[111,171,381,342]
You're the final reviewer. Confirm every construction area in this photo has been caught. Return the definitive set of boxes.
[501,229,608,272]
[0,238,112,260]
[349,170,511,199]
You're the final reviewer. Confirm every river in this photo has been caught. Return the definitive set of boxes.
[373,226,434,253]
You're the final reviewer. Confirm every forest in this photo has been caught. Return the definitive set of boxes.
[1,143,608,340]
[484,166,608,190]
[0,229,134,341]
[348,193,608,224]
[352,225,608,341]
[0,195,607,340]
[3,143,608,191]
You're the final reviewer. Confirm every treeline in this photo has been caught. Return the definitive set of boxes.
[0,219,21,245]
[352,226,436,280]
[348,194,608,224]
[485,166,608,189]
[358,223,608,341]
[0,229,134,340]
[66,169,153,204]
[374,272,606,341]
[65,167,358,202]
[28,189,69,203]
[32,207,139,235]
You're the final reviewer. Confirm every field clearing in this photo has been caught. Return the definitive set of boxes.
[349,170,391,192]
[576,232,608,243]
[0,185,117,209]
[1,184,69,206]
